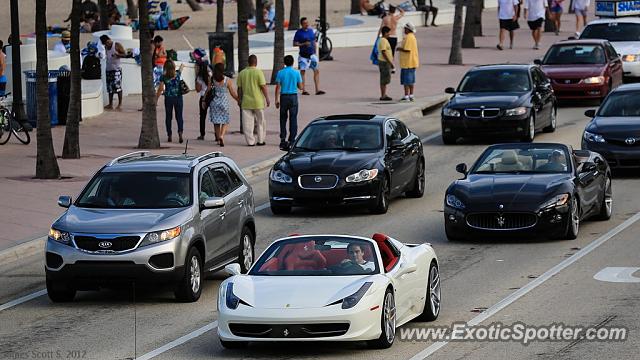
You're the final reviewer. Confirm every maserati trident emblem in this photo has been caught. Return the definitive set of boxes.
[498,204,504,210]
[496,215,506,228]
[625,137,636,145]
[283,328,290,337]
[314,176,322,183]
[98,241,113,249]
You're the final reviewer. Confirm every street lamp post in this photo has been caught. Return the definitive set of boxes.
[319,0,333,61]
[10,0,30,131]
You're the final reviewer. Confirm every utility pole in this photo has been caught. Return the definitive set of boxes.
[10,0,30,130]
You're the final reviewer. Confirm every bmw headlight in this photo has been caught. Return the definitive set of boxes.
[622,54,640,62]
[49,228,71,244]
[346,169,379,183]
[270,169,293,184]
[446,194,466,210]
[582,76,605,84]
[443,108,461,117]
[540,193,570,210]
[141,226,181,246]
[583,131,606,143]
[225,282,251,309]
[341,282,373,309]
[505,107,528,116]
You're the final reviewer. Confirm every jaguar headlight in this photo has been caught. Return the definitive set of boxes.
[346,169,379,183]
[540,193,570,210]
[583,131,606,143]
[48,228,71,244]
[505,107,528,116]
[446,194,466,210]
[270,169,293,184]
[443,108,461,117]
[142,226,181,246]
[582,76,605,84]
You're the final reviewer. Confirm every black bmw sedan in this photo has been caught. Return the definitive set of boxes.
[444,143,612,241]
[441,64,557,144]
[582,83,640,169]
[268,115,425,215]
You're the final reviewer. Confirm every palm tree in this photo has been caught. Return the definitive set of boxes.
[35,0,60,179]
[238,0,250,72]
[350,0,360,14]
[473,0,484,36]
[126,0,138,20]
[462,0,476,48]
[186,0,203,11]
[216,0,224,32]
[288,0,300,30]
[98,0,108,30]
[137,0,160,149]
[270,0,284,84]
[255,0,267,33]
[448,0,464,65]
[63,0,82,159]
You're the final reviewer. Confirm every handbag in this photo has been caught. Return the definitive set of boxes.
[203,85,216,109]
[179,74,190,95]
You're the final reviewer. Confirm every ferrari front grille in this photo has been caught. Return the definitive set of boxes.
[229,323,350,338]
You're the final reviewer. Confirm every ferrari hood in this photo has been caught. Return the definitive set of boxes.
[229,275,376,309]
[279,150,378,175]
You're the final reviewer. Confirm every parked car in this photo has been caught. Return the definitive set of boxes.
[441,64,557,144]
[536,39,624,101]
[217,233,440,349]
[444,143,612,241]
[46,151,256,303]
[268,115,425,215]
[582,83,640,168]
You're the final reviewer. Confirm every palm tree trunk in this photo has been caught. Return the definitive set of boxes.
[238,0,250,72]
[35,0,60,179]
[288,0,300,30]
[137,0,160,149]
[63,0,82,159]
[216,0,224,32]
[448,1,464,65]
[186,0,203,11]
[98,0,109,30]
[473,0,483,36]
[462,0,475,48]
[350,0,360,14]
[126,0,138,20]
[270,0,285,84]
[255,0,268,33]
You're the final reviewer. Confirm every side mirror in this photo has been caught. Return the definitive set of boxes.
[584,109,596,118]
[390,139,404,149]
[57,196,72,208]
[444,87,456,94]
[533,59,542,65]
[581,161,597,173]
[456,163,467,175]
[225,263,242,276]
[201,197,225,210]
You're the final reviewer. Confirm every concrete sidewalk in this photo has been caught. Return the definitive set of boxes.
[0,6,585,253]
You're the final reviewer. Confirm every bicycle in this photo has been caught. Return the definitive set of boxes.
[315,18,333,61]
[0,93,31,145]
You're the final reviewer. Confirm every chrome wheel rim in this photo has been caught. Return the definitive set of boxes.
[571,198,580,235]
[381,178,389,209]
[529,116,535,140]
[429,266,441,316]
[190,255,201,294]
[417,162,425,193]
[242,234,253,271]
[604,178,612,216]
[551,109,556,129]
[384,292,396,343]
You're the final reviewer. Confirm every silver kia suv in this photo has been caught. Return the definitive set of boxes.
[45,151,256,303]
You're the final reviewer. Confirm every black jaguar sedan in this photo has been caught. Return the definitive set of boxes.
[268,115,425,215]
[582,83,640,169]
[441,64,557,144]
[444,143,611,241]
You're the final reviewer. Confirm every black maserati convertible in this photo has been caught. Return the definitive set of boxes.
[268,115,425,214]
[444,143,612,241]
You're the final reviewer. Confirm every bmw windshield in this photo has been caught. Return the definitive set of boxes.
[458,69,531,92]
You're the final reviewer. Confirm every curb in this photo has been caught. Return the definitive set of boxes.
[0,234,46,266]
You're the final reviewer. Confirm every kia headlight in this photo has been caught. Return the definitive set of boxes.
[270,169,293,184]
[346,169,378,183]
[341,282,373,309]
[446,194,466,210]
[443,108,461,117]
[540,193,570,210]
[622,54,640,62]
[583,131,606,143]
[582,76,605,84]
[505,107,528,116]
[141,226,181,246]
[225,282,251,309]
[49,228,71,244]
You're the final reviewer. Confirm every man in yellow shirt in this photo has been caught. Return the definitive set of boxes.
[237,55,271,146]
[397,22,419,102]
[377,26,395,101]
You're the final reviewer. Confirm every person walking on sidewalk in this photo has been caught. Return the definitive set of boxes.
[549,0,564,35]
[152,35,167,89]
[100,35,126,110]
[572,0,590,36]
[293,17,325,96]
[412,0,438,27]
[523,0,547,49]
[379,5,404,57]
[0,41,6,97]
[275,55,303,151]
[237,55,270,146]
[397,22,419,102]
[196,61,212,140]
[497,0,520,50]
[377,26,395,101]
[208,63,239,147]
[156,60,185,144]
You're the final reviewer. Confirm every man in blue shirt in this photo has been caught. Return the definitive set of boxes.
[275,55,303,151]
[293,17,325,96]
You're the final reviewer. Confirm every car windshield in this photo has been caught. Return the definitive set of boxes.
[580,22,640,42]
[76,172,192,208]
[293,123,382,151]
[471,146,571,174]
[458,69,531,92]
[249,237,380,276]
[598,91,640,117]
[543,45,606,65]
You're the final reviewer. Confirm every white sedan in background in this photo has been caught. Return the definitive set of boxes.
[217,233,441,349]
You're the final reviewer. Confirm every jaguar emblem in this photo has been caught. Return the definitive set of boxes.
[314,176,322,183]
[496,215,506,228]
[498,204,504,210]
[98,241,113,249]
[625,137,636,145]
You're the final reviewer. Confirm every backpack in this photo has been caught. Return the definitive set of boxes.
[82,55,101,80]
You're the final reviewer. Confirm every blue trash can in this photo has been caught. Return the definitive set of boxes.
[24,70,59,127]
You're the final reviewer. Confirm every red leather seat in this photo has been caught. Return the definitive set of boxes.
[259,257,279,271]
[283,240,327,270]
[372,233,398,271]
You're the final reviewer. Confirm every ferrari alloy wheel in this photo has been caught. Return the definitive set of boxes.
[370,175,390,214]
[368,289,396,349]
[596,177,613,221]
[417,262,441,321]
[406,159,425,198]
[543,107,557,133]
[175,247,203,302]
[522,115,535,142]
[239,226,255,273]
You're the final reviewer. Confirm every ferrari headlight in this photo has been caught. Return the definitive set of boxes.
[446,194,466,210]
[342,282,373,309]
[622,54,640,62]
[540,193,570,210]
[505,107,528,116]
[49,228,71,244]
[270,169,293,183]
[583,131,606,143]
[346,169,378,183]
[141,226,181,246]
[582,76,605,84]
[443,108,461,117]
[225,282,251,309]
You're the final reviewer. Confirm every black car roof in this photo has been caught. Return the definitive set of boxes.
[612,83,640,92]
[312,114,390,124]
[470,64,534,72]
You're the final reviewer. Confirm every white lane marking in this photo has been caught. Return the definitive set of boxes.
[409,211,640,360]
[135,321,218,360]
[594,267,640,283]
[256,202,270,212]
[0,289,47,312]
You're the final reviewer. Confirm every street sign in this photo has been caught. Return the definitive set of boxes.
[596,0,640,17]
[594,267,640,283]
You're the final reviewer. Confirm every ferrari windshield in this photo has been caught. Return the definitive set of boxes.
[293,123,383,151]
[543,45,606,65]
[598,91,640,117]
[471,145,571,174]
[580,23,640,42]
[250,237,380,276]
[458,69,531,92]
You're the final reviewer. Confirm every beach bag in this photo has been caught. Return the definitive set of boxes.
[82,55,101,80]
[370,38,379,65]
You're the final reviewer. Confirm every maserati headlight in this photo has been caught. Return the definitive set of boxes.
[49,228,71,244]
[505,107,528,116]
[341,282,373,309]
[443,108,461,117]
[583,131,606,143]
[270,169,293,183]
[540,193,570,210]
[622,54,640,62]
[225,282,251,309]
[141,226,181,246]
[582,76,605,84]
[346,169,378,183]
[446,194,466,210]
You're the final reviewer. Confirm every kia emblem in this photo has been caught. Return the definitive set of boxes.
[98,241,113,249]
[625,137,636,145]
[314,176,322,183]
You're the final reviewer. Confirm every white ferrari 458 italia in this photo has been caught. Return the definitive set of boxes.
[217,233,441,349]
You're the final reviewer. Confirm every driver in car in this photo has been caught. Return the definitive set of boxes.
[164,179,191,206]
[107,185,135,206]
[538,150,567,172]
[341,243,375,271]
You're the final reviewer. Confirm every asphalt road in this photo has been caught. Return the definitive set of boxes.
[1,104,639,360]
